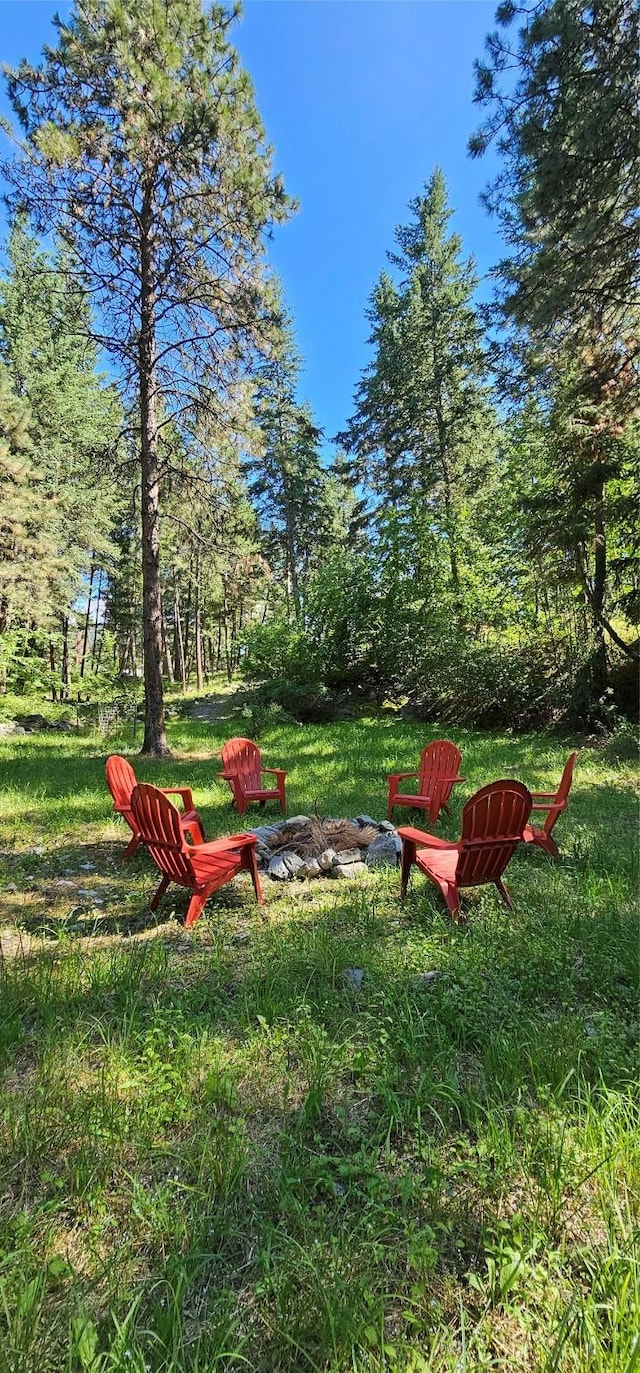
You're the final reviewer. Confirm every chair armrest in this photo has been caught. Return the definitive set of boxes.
[388,771,419,782]
[439,775,466,784]
[531,790,558,799]
[262,767,287,779]
[189,832,257,857]
[398,825,459,851]
[531,801,565,814]
[397,824,437,845]
[162,787,195,810]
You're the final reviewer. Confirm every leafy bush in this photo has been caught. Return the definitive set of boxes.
[602,721,639,762]
[241,678,352,724]
[240,618,321,685]
[407,639,562,729]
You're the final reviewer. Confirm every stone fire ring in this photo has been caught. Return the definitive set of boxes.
[247,814,401,881]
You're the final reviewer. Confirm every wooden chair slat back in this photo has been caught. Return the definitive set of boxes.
[548,751,578,833]
[457,780,531,887]
[418,739,462,808]
[221,737,262,791]
[106,754,137,810]
[130,784,195,886]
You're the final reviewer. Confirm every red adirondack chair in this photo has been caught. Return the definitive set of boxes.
[219,737,287,816]
[106,754,205,859]
[399,779,532,921]
[387,740,464,825]
[130,783,263,928]
[523,751,578,858]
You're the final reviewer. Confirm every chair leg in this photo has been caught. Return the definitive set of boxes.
[495,878,513,909]
[444,885,462,922]
[149,875,170,912]
[400,841,415,900]
[244,845,264,905]
[185,887,211,929]
[540,833,560,859]
[124,832,141,859]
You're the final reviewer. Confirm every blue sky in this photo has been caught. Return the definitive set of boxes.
[0,0,501,446]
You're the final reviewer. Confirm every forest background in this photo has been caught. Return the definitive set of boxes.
[0,0,637,754]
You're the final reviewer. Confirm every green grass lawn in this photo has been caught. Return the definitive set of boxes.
[0,694,638,1372]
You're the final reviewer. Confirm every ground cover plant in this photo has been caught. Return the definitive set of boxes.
[0,691,638,1371]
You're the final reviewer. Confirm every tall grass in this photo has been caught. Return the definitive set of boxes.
[0,694,638,1370]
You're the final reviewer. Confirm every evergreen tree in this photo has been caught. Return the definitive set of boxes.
[249,305,331,621]
[471,0,640,691]
[341,170,495,615]
[0,218,122,695]
[2,0,291,753]
[470,0,639,419]
[0,364,61,641]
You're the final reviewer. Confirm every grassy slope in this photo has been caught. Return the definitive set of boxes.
[0,697,638,1372]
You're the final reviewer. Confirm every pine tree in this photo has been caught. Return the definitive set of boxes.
[470,0,639,418]
[0,364,61,637]
[2,0,291,752]
[471,0,640,690]
[0,218,122,694]
[341,170,494,614]
[249,305,331,621]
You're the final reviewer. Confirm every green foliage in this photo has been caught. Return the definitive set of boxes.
[471,0,639,421]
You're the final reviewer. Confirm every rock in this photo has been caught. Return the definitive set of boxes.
[80,862,96,871]
[248,826,281,846]
[282,851,305,878]
[319,848,339,871]
[342,967,364,990]
[378,820,396,833]
[15,714,51,731]
[231,931,250,945]
[333,861,368,879]
[354,814,379,828]
[414,971,439,989]
[267,854,291,881]
[0,721,26,736]
[366,833,399,869]
[283,815,310,830]
[334,847,362,866]
[304,858,321,879]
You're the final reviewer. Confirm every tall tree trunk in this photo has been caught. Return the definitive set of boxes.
[90,568,103,672]
[161,592,174,683]
[49,639,57,702]
[61,615,70,700]
[589,482,608,694]
[195,559,204,691]
[174,587,187,691]
[79,560,96,678]
[223,603,232,681]
[139,193,169,755]
[183,576,193,686]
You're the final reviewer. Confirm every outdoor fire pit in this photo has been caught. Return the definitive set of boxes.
[247,814,401,881]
